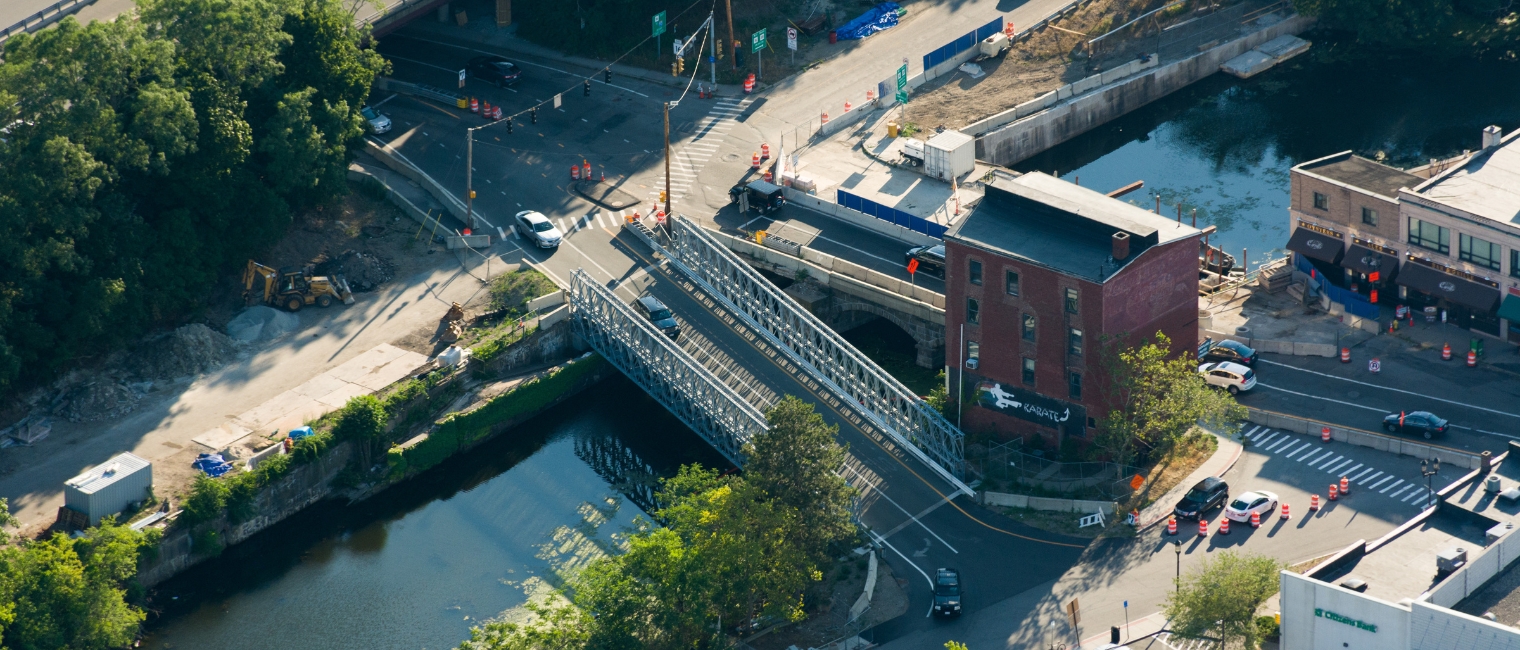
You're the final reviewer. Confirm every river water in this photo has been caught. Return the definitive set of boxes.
[1014,32,1520,270]
[139,374,729,650]
[140,34,1520,650]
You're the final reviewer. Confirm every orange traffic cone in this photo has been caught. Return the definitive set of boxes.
[751,152,761,169]
[1341,476,1350,496]
[1198,519,1207,537]
[1281,503,1290,520]
[1329,484,1339,501]
[1219,517,1231,534]
[1251,510,1261,528]
[1442,343,1452,360]
[1311,494,1320,510]
[1168,516,1177,535]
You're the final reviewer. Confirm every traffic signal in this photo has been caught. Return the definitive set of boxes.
[604,69,612,84]
[531,107,537,124]
[676,58,685,74]
[671,62,678,76]
[659,190,667,202]
[584,79,590,96]
[506,117,513,134]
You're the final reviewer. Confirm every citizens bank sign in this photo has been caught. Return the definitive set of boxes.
[1316,608,1377,633]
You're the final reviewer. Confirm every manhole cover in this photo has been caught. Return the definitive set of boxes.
[1347,391,1360,399]
[723,153,740,162]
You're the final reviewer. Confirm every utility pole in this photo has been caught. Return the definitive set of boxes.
[465,127,475,230]
[664,101,672,221]
[725,0,735,71]
[710,11,718,87]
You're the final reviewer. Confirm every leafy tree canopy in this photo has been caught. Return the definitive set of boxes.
[1096,331,1245,466]
[0,517,158,650]
[1165,550,1285,650]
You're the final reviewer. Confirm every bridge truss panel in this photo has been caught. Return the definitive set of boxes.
[668,216,969,490]
[568,269,766,466]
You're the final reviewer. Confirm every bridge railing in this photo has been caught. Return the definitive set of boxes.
[568,268,766,466]
[668,216,970,492]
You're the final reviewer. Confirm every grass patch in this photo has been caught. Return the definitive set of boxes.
[840,319,939,395]
[1120,430,1219,513]
[488,269,557,315]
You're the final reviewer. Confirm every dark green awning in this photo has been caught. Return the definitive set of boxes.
[1499,294,1520,322]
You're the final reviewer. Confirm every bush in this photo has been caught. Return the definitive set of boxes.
[193,528,224,556]
[181,475,230,525]
[225,475,259,523]
[291,431,333,464]
[332,394,387,442]
[1257,614,1280,640]
[487,269,557,314]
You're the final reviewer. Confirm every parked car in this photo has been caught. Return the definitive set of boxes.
[1383,411,1449,439]
[360,106,391,134]
[1201,338,1258,366]
[905,244,946,275]
[467,55,523,86]
[932,567,962,617]
[728,179,786,214]
[1199,361,1256,395]
[636,295,681,339]
[514,210,562,248]
[1173,477,1229,520]
[1223,490,1279,523]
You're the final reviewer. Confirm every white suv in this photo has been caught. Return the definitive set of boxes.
[1199,361,1256,395]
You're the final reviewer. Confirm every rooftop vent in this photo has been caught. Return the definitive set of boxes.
[1112,232,1130,261]
[1483,125,1503,150]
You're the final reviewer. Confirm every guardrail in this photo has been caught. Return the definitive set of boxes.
[0,0,101,47]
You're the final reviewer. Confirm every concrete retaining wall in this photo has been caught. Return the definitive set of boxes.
[1202,328,1337,358]
[781,187,941,247]
[347,166,452,235]
[1247,407,1480,470]
[364,139,472,225]
[963,57,1160,137]
[713,229,946,320]
[976,14,1314,165]
[982,491,1118,514]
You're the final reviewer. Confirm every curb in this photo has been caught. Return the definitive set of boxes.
[1135,436,1245,534]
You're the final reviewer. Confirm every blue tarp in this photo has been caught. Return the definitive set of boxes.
[835,3,901,40]
[193,453,232,478]
[288,426,315,441]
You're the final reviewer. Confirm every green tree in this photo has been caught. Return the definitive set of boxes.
[744,396,858,569]
[1095,332,1245,467]
[181,474,230,525]
[1165,551,1285,650]
[0,522,152,650]
[333,394,388,467]
[946,642,970,650]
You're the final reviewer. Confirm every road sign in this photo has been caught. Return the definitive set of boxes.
[907,258,919,274]
[1129,474,1145,490]
[553,93,562,109]
[458,68,466,88]
[787,27,798,50]
[652,10,666,37]
[895,90,909,104]
[752,28,767,53]
[896,64,908,90]
[674,38,682,55]
[1370,359,1381,373]
[1067,599,1081,626]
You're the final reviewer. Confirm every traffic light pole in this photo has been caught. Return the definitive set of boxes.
[465,127,475,230]
[663,101,672,220]
[725,0,735,71]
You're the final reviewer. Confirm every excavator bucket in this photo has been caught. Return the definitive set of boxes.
[337,277,355,305]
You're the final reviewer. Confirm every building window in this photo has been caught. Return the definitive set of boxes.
[1022,313,1036,342]
[966,297,979,324]
[1068,328,1083,356]
[1362,207,1378,226]
[1022,358,1036,385]
[1460,233,1502,271]
[1512,250,1520,279]
[1005,269,1020,296]
[1069,372,1082,400]
[1313,192,1328,210]
[1064,288,1079,314]
[1408,218,1450,255]
[968,259,983,286]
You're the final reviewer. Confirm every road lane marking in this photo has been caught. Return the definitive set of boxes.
[868,530,933,590]
[1337,462,1363,477]
[1367,474,1393,490]
[1255,431,1280,447]
[1448,424,1520,440]
[1267,438,1299,453]
[1387,484,1413,499]
[1352,467,1377,482]
[1403,489,1427,503]
[1275,440,1306,456]
[1257,382,1388,413]
[373,93,399,107]
[1316,454,1344,469]
[1327,459,1355,474]
[876,490,961,548]
[1295,447,1324,462]
[1243,425,1262,438]
[1380,479,1404,494]
[1260,359,1520,420]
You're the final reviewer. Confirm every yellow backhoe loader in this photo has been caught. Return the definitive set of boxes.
[242,260,355,312]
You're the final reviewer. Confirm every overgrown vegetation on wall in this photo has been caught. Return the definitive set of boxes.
[1293,0,1520,55]
[0,0,387,398]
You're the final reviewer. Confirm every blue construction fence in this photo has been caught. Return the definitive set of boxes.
[922,17,1005,71]
[837,190,948,239]
[1297,255,1380,320]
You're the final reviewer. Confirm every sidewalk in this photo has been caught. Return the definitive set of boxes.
[1135,430,1244,531]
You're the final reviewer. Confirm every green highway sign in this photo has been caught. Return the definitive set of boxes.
[896,64,908,90]
[652,10,667,37]
[752,28,767,53]
[896,90,909,104]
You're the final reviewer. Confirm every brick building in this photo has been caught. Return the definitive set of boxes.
[944,173,1202,446]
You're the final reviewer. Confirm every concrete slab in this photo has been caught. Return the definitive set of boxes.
[288,373,349,400]
[351,350,427,391]
[234,389,309,430]
[327,344,411,388]
[314,382,372,409]
[191,422,254,451]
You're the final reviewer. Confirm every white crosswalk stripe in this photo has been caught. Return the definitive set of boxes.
[1293,445,1322,461]
[1338,463,1364,478]
[1300,449,1329,464]
[1267,437,1298,453]
[1403,488,1429,503]
[1380,479,1405,494]
[1327,459,1355,474]
[1244,425,1262,438]
[1316,454,1344,469]
[1388,484,1413,499]
[1255,431,1280,447]
[1352,467,1377,482]
[1366,474,1392,490]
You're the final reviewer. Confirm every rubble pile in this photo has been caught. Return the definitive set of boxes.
[318,250,394,292]
[133,324,239,380]
[226,306,301,344]
[55,381,141,422]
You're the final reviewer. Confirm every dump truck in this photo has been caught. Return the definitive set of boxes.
[242,260,354,312]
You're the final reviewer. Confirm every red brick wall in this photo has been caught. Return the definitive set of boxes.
[1101,237,1200,354]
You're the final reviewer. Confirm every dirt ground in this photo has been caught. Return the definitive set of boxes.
[901,0,1192,131]
[753,554,911,650]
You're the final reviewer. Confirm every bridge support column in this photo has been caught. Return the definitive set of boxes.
[916,339,940,369]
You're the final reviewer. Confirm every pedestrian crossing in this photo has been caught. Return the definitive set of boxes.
[1152,632,1215,650]
[646,96,751,204]
[1240,425,1436,508]
[510,206,656,242]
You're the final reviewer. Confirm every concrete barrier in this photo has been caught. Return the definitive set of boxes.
[538,305,570,329]
[1246,407,1480,469]
[364,139,472,225]
[780,187,942,247]
[527,291,566,312]
[347,166,452,235]
[446,234,491,249]
[819,101,881,138]
[983,491,1118,514]
[1202,328,1337,358]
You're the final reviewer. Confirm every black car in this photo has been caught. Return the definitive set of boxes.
[905,244,946,276]
[932,568,962,617]
[467,55,523,86]
[1173,477,1229,520]
[1201,339,1258,366]
[1384,411,1449,439]
[636,295,681,339]
[729,179,786,214]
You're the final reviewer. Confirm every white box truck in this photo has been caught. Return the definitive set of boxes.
[924,130,976,181]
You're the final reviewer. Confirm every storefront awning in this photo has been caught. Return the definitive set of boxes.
[1342,245,1399,279]
[1498,294,1520,323]
[1286,227,1345,264]
[1396,262,1500,312]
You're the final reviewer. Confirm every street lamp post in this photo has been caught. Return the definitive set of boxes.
[1174,540,1182,595]
[1422,458,1441,509]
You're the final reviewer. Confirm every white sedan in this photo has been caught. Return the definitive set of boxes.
[1199,361,1256,395]
[1224,490,1279,523]
[514,210,562,249]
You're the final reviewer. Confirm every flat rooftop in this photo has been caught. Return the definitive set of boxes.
[1317,510,1489,604]
[947,173,1200,283]
[1297,152,1423,199]
[1446,453,1520,526]
[1414,131,1520,225]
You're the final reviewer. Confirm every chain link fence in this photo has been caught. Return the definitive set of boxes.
[969,440,1144,501]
